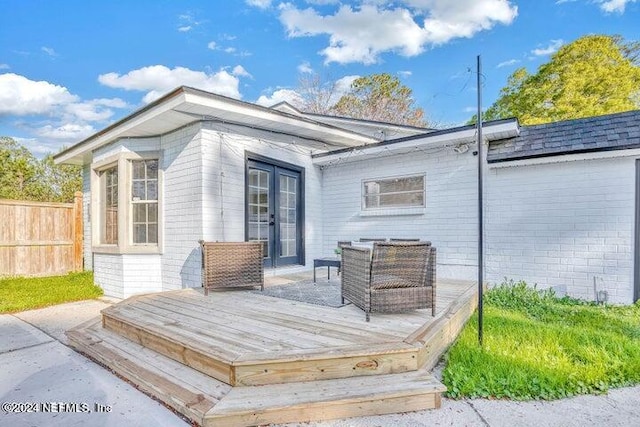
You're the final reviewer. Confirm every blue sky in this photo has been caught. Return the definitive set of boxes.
[0,0,638,156]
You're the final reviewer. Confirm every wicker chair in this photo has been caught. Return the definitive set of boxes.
[199,241,264,295]
[341,242,436,321]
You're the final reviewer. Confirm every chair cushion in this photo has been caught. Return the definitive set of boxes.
[370,274,419,290]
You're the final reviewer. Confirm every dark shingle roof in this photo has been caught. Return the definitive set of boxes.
[487,110,640,163]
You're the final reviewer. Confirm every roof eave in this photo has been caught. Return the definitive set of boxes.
[54,86,378,165]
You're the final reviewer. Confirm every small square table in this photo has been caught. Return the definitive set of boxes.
[313,257,341,283]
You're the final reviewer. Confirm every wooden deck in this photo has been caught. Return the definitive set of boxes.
[68,278,477,426]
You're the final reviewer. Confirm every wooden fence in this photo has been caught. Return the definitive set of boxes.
[0,192,83,277]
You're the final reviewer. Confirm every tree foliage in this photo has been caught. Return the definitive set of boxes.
[331,73,428,127]
[0,137,81,202]
[479,35,640,125]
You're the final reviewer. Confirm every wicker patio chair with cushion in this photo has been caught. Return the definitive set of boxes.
[199,241,264,295]
[341,242,436,321]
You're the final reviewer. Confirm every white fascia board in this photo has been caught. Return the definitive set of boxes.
[489,147,640,169]
[54,92,188,165]
[312,120,518,166]
[184,91,376,146]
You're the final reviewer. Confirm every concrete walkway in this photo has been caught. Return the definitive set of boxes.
[1,299,639,427]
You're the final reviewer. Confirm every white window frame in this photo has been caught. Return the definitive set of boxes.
[91,151,163,254]
[361,173,426,215]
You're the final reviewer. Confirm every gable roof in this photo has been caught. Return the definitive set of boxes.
[54,86,378,165]
[488,110,640,163]
[269,101,434,139]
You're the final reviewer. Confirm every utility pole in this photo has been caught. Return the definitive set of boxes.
[476,55,484,347]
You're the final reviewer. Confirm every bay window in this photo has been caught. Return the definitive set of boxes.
[92,152,162,253]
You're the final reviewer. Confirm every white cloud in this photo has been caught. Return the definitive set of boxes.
[0,73,129,153]
[98,65,244,103]
[334,75,358,93]
[177,11,204,32]
[398,70,413,77]
[63,98,129,122]
[279,1,518,64]
[497,58,520,68]
[232,65,252,78]
[12,137,55,156]
[0,73,77,115]
[597,0,637,13]
[556,0,637,13]
[34,123,96,141]
[246,0,272,8]
[256,88,303,107]
[207,41,217,50]
[531,39,564,56]
[0,63,10,70]
[305,0,340,4]
[41,46,58,57]
[224,47,237,53]
[297,61,314,74]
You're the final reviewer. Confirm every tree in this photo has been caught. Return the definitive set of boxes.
[295,73,342,115]
[331,73,428,127]
[0,137,81,202]
[478,34,640,125]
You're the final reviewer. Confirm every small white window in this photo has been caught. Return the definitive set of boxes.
[131,159,159,244]
[102,166,118,244]
[362,174,425,210]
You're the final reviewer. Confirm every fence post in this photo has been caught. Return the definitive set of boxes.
[73,191,83,271]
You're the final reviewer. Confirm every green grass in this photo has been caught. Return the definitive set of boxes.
[0,272,103,314]
[443,280,640,400]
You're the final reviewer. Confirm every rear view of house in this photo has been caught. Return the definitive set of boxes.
[54,86,640,304]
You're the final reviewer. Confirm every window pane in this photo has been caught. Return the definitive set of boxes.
[147,181,158,200]
[146,160,158,179]
[132,180,145,199]
[103,166,118,244]
[148,203,158,223]
[362,175,424,209]
[148,224,158,244]
[132,161,145,179]
[134,224,147,244]
[133,204,146,223]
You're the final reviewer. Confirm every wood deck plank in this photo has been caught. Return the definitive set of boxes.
[167,290,419,339]
[206,368,446,427]
[149,293,376,349]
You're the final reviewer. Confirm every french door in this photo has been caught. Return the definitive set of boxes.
[247,157,303,268]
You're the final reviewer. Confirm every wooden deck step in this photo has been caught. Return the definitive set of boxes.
[100,296,422,386]
[67,319,445,427]
[66,318,232,425]
[205,369,445,427]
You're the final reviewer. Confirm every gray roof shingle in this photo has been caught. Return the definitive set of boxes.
[487,110,640,163]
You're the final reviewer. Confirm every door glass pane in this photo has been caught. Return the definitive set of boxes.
[279,175,297,257]
[248,169,270,259]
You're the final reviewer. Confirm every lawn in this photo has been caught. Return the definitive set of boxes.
[443,280,640,400]
[0,272,103,314]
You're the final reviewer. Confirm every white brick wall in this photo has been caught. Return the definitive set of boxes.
[160,124,203,291]
[485,156,636,303]
[92,254,123,298]
[321,146,480,280]
[93,254,161,298]
[200,123,325,268]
